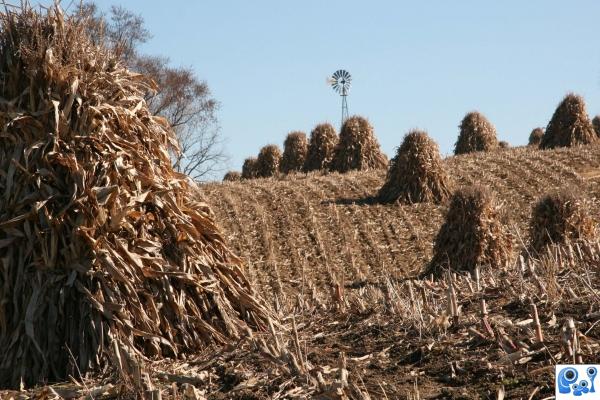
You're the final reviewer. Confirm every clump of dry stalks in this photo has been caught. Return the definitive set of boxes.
[540,93,596,149]
[256,144,282,178]
[529,127,544,147]
[280,131,308,174]
[332,116,387,173]
[242,156,259,179]
[303,123,338,172]
[454,111,499,155]
[223,171,242,182]
[0,4,271,389]
[427,186,514,276]
[529,190,597,253]
[593,115,600,138]
[378,130,452,204]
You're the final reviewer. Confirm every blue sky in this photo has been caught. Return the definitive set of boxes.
[90,1,600,175]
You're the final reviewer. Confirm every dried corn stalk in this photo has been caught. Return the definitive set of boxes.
[0,4,270,388]
[378,130,452,204]
[332,116,387,173]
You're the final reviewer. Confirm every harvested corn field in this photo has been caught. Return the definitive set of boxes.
[6,1,600,399]
[204,145,600,296]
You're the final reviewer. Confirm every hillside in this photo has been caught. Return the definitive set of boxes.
[203,145,600,298]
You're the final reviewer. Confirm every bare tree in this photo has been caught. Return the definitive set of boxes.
[75,2,227,180]
[134,55,226,180]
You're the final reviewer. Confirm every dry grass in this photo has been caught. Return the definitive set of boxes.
[256,144,282,178]
[280,131,308,174]
[529,190,597,253]
[0,4,270,389]
[304,123,338,172]
[498,140,509,149]
[454,111,499,154]
[427,186,514,276]
[378,130,452,204]
[529,127,544,147]
[540,93,597,149]
[332,116,387,173]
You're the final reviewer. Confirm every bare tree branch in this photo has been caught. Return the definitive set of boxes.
[75,2,228,180]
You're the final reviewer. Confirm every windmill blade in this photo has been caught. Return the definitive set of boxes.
[329,69,351,94]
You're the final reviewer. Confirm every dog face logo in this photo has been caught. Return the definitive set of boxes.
[556,365,599,398]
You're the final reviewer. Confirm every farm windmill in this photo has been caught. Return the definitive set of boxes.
[328,69,351,129]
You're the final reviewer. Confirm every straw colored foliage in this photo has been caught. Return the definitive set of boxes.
[593,115,600,138]
[0,5,269,388]
[454,112,499,155]
[280,131,308,174]
[528,128,544,147]
[223,171,242,182]
[303,123,338,172]
[540,94,596,149]
[428,186,513,275]
[242,156,258,179]
[378,130,452,204]
[256,144,282,178]
[529,190,597,253]
[332,116,387,173]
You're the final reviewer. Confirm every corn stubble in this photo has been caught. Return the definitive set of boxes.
[378,130,452,204]
[0,5,270,388]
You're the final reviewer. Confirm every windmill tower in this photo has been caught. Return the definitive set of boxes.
[328,69,352,129]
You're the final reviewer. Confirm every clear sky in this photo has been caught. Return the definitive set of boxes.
[90,1,600,175]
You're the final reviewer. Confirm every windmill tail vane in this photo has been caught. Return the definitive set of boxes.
[329,69,352,129]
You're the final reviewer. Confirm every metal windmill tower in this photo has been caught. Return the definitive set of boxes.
[328,69,352,129]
